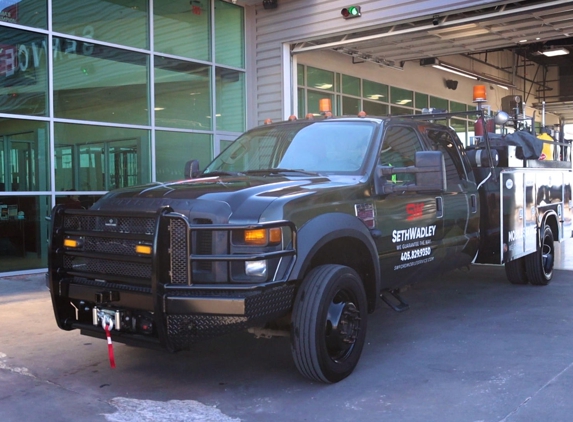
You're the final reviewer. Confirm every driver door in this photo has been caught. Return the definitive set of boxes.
[374,124,444,289]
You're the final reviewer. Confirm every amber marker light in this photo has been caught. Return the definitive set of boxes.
[269,227,282,244]
[245,229,267,245]
[64,238,78,248]
[135,244,152,255]
[244,227,282,246]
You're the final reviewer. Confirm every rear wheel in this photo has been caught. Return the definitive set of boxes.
[291,265,367,383]
[505,257,528,284]
[525,225,555,285]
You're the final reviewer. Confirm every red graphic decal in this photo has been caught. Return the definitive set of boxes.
[406,203,424,220]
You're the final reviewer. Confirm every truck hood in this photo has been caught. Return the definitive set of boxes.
[91,175,362,223]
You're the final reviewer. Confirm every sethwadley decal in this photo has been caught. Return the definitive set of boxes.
[392,224,437,271]
[392,224,436,243]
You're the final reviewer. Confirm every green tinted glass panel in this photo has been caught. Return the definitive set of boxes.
[297,87,306,119]
[155,131,212,182]
[0,195,50,272]
[391,106,413,115]
[0,119,49,192]
[215,0,244,68]
[415,92,428,109]
[0,27,48,116]
[342,96,360,115]
[363,100,388,116]
[451,119,468,145]
[451,101,466,113]
[54,123,150,191]
[342,74,360,96]
[155,0,210,61]
[307,67,334,91]
[53,39,149,125]
[155,57,211,130]
[307,91,333,116]
[53,0,148,49]
[0,0,46,29]
[216,67,244,131]
[391,87,413,106]
[363,80,387,102]
[297,64,305,86]
[430,96,448,111]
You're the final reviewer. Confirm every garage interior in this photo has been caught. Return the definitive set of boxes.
[291,0,573,124]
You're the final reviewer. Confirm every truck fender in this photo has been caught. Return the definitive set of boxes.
[290,212,381,312]
[540,210,559,244]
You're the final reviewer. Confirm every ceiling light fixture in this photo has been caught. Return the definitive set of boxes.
[419,58,515,89]
[541,47,569,57]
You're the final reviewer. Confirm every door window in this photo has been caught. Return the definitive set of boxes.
[379,125,422,183]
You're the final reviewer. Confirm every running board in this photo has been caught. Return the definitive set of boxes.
[380,289,410,312]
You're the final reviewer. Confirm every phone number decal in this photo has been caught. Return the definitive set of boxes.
[400,247,431,261]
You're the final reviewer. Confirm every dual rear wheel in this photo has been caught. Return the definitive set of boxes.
[505,224,555,285]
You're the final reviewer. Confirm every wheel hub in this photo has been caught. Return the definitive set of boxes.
[325,300,361,361]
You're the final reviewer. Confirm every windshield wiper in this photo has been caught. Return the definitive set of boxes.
[244,168,320,176]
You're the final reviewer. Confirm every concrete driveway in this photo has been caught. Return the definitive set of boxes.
[2,243,573,422]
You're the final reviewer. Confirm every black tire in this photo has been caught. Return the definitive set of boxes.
[291,265,368,383]
[525,225,555,285]
[505,257,528,284]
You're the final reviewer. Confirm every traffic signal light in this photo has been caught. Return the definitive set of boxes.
[341,6,361,19]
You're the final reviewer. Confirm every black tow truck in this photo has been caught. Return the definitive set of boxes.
[48,109,572,383]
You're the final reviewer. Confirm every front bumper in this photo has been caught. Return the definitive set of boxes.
[48,205,297,351]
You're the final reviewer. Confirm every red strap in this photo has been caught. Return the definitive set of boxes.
[104,324,116,369]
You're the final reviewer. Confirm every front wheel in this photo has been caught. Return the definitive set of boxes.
[291,265,368,383]
[525,225,555,285]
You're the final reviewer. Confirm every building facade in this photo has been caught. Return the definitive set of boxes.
[0,0,563,275]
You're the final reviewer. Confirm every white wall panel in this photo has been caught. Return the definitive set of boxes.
[248,0,502,126]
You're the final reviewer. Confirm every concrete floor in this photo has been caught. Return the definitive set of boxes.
[1,239,573,421]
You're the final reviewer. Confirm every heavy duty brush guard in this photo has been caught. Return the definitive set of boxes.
[48,205,297,351]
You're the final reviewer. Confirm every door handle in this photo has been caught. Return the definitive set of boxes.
[436,197,443,218]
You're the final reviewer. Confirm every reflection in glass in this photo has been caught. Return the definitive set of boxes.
[55,123,150,191]
[342,74,360,96]
[0,27,48,116]
[0,195,50,272]
[155,57,211,130]
[215,0,244,68]
[307,67,334,91]
[297,87,306,119]
[53,38,149,125]
[363,80,387,102]
[363,100,388,116]
[415,92,428,110]
[0,0,47,29]
[154,0,210,61]
[391,87,413,106]
[430,96,448,111]
[308,91,334,116]
[342,96,360,115]
[451,119,468,146]
[216,67,244,131]
[0,119,49,192]
[53,0,148,49]
[155,131,212,182]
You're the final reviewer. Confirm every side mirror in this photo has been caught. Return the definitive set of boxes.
[184,160,201,179]
[374,151,446,195]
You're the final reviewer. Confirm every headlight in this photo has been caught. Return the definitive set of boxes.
[245,260,267,277]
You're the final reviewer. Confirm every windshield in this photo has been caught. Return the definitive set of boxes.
[203,121,376,175]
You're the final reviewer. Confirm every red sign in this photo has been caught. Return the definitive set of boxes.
[406,203,424,220]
